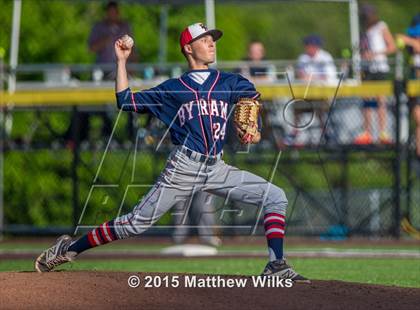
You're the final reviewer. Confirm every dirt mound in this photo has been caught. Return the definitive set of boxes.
[1,272,419,310]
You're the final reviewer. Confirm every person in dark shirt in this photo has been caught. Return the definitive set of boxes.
[69,1,137,144]
[88,1,136,66]
[239,41,275,83]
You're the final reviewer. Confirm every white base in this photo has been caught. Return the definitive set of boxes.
[161,244,218,257]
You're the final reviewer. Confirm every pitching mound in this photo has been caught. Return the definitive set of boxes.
[1,272,419,309]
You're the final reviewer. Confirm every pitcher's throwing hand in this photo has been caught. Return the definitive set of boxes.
[115,34,133,60]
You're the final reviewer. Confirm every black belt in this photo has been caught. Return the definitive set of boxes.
[180,147,221,165]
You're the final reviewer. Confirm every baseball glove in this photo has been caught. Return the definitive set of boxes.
[234,98,261,144]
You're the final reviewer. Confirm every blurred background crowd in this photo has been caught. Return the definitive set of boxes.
[2,1,419,148]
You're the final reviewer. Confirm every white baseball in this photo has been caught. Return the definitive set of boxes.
[121,35,134,49]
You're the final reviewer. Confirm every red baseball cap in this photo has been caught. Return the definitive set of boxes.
[180,23,223,51]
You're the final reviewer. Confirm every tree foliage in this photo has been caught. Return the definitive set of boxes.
[0,0,418,64]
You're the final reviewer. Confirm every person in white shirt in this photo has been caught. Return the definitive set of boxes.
[285,35,338,146]
[354,4,396,145]
[297,35,338,85]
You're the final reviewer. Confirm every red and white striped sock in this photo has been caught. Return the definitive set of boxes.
[68,220,118,254]
[87,221,118,247]
[264,212,285,261]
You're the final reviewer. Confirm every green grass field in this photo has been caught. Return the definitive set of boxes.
[1,241,419,288]
[0,257,419,288]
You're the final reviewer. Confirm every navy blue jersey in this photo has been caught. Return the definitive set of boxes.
[116,69,260,155]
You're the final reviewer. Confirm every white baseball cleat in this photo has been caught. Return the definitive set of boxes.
[35,235,76,273]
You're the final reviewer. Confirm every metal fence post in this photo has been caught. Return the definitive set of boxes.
[340,149,349,229]
[393,80,403,238]
[406,110,413,224]
[393,47,405,238]
[71,106,81,232]
[0,52,4,240]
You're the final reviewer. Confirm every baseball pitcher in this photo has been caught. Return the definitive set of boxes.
[35,23,308,282]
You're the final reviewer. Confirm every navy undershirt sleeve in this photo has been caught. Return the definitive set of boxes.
[116,87,163,118]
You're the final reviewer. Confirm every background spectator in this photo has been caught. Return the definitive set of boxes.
[239,41,276,83]
[284,34,338,146]
[66,1,138,144]
[88,1,137,71]
[397,13,420,172]
[296,34,338,85]
[354,4,396,145]
[172,192,221,247]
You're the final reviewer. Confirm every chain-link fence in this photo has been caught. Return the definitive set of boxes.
[2,77,419,238]
[1,0,420,239]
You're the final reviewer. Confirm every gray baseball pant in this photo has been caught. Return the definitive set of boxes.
[113,146,288,239]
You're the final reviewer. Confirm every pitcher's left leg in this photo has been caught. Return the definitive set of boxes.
[205,163,287,260]
[205,161,308,282]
